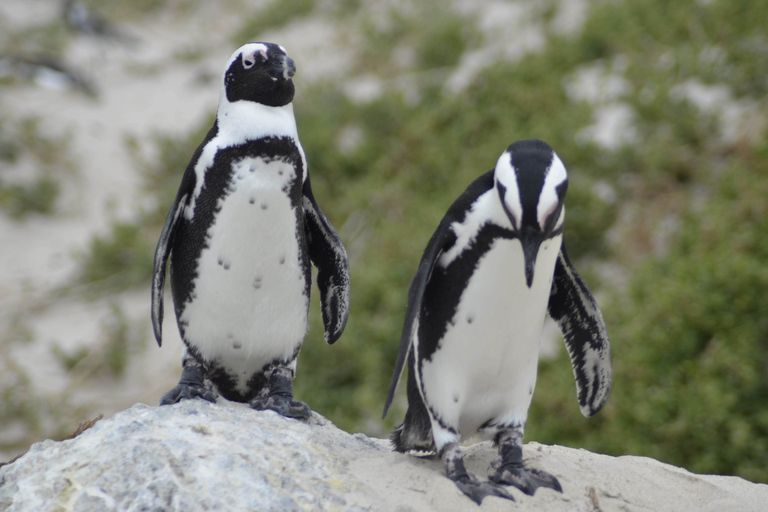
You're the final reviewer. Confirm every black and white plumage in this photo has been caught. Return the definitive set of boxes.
[383,140,612,504]
[152,42,350,420]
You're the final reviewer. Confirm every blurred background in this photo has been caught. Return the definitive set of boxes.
[1,0,766,483]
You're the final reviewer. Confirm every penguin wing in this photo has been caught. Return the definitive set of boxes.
[547,244,613,417]
[151,169,195,347]
[302,176,351,345]
[382,171,496,419]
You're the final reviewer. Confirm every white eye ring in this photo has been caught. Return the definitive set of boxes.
[242,49,267,69]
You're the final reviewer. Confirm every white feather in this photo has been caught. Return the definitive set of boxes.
[494,151,523,229]
[420,233,561,445]
[438,189,498,268]
[186,43,307,219]
[180,156,308,393]
[537,153,567,228]
[420,183,564,447]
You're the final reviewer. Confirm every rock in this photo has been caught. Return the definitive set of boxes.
[0,400,766,511]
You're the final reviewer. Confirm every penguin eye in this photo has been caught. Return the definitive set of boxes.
[541,203,563,233]
[540,203,557,231]
[507,205,520,232]
[242,49,268,70]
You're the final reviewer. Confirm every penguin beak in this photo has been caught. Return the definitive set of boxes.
[520,229,541,288]
[281,56,296,80]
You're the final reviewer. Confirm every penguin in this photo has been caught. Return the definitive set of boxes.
[382,139,612,504]
[151,42,351,420]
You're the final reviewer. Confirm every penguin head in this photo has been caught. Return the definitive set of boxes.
[222,42,296,107]
[494,139,568,287]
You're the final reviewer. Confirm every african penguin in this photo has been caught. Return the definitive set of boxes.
[151,42,351,420]
[382,139,612,504]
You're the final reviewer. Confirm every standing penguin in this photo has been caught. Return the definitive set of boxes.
[152,42,350,420]
[382,139,612,504]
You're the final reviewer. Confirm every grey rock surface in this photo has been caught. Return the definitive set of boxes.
[1,400,766,511]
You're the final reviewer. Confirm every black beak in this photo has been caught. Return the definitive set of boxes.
[281,56,296,80]
[521,229,541,288]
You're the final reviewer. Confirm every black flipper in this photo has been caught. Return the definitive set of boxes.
[547,244,613,416]
[151,176,193,347]
[382,171,495,419]
[302,176,351,345]
[150,123,217,347]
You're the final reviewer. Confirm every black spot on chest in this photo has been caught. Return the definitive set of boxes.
[169,136,306,334]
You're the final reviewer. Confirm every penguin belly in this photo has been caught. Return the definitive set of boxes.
[420,235,562,438]
[179,156,309,390]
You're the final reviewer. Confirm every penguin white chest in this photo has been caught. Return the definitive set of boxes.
[420,235,562,437]
[180,156,308,375]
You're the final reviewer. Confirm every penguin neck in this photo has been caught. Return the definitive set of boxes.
[215,98,299,146]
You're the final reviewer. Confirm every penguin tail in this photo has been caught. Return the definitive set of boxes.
[390,423,409,453]
[389,414,436,454]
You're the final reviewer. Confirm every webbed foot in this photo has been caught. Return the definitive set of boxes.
[250,365,311,420]
[490,426,563,495]
[441,441,515,505]
[250,394,311,419]
[160,360,217,405]
[490,463,562,495]
[453,473,515,505]
[160,383,218,405]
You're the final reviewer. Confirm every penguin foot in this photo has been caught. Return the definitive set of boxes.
[440,441,515,505]
[451,473,516,505]
[488,426,562,495]
[160,359,218,405]
[251,394,311,420]
[160,383,218,405]
[489,464,562,495]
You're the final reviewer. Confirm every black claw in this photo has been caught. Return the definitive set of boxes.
[160,384,218,405]
[453,474,516,505]
[251,395,311,420]
[251,366,310,419]
[440,442,515,505]
[490,465,562,495]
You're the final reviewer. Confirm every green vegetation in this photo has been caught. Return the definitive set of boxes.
[51,0,768,483]
[53,303,142,379]
[0,176,59,219]
[75,222,155,293]
[0,117,70,219]
[233,0,318,45]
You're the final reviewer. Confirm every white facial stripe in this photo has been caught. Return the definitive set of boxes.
[537,153,567,230]
[555,206,565,230]
[224,43,269,72]
[494,151,522,230]
[438,189,501,267]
